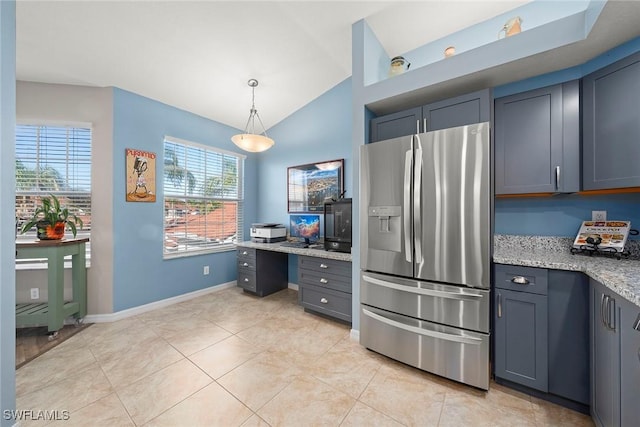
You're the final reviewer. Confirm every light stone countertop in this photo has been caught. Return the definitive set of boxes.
[237,241,352,262]
[494,235,640,308]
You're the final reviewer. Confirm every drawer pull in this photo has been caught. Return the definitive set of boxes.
[242,251,248,255]
[320,278,328,284]
[242,262,249,267]
[511,276,529,285]
[320,263,328,269]
[243,278,249,282]
[320,298,328,304]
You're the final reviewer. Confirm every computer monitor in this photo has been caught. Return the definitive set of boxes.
[289,214,320,244]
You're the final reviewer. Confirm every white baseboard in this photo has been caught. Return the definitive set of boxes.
[350,329,360,341]
[288,282,299,291]
[84,281,236,323]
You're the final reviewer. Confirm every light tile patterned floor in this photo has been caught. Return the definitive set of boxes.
[16,287,594,426]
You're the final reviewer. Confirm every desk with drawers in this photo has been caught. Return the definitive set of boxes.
[236,242,352,323]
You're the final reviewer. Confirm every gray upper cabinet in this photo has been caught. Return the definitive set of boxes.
[619,296,640,427]
[422,89,490,132]
[369,89,490,143]
[583,51,640,190]
[370,107,421,143]
[494,80,580,195]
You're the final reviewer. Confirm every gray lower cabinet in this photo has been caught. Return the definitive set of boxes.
[298,256,352,322]
[494,265,548,392]
[495,265,590,409]
[592,277,640,427]
[591,278,621,427]
[494,80,580,194]
[619,297,640,427]
[583,51,640,190]
[369,89,490,143]
[237,248,287,297]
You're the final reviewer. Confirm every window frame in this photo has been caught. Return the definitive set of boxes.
[163,135,246,259]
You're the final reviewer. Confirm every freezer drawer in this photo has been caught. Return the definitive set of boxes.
[360,305,490,390]
[361,271,490,333]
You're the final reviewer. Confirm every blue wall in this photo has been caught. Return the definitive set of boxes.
[495,194,640,238]
[256,78,353,281]
[111,89,258,311]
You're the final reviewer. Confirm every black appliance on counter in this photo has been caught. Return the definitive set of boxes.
[323,198,352,253]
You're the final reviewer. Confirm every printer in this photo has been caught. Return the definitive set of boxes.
[250,223,286,243]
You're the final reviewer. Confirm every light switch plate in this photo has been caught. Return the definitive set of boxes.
[592,210,607,221]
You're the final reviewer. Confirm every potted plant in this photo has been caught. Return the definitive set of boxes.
[20,194,83,240]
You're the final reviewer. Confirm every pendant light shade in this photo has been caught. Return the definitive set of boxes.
[231,79,274,152]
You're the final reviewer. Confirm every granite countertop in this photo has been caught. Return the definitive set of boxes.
[494,235,640,308]
[237,241,352,262]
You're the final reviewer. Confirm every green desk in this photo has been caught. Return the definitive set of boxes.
[15,238,88,334]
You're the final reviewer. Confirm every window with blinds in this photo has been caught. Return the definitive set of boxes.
[15,124,92,263]
[163,136,245,257]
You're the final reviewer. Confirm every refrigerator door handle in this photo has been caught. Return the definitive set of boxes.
[362,274,483,299]
[362,308,483,345]
[413,135,423,264]
[404,148,412,263]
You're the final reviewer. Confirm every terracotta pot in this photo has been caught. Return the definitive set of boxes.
[36,220,66,240]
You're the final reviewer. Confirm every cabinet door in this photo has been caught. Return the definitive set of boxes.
[583,51,640,190]
[619,297,640,427]
[423,89,490,132]
[370,107,421,142]
[494,288,548,392]
[547,270,590,405]
[591,280,621,427]
[495,85,563,194]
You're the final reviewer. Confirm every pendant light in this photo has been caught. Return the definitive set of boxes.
[231,79,275,152]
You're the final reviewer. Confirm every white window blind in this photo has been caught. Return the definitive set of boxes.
[15,124,92,264]
[163,136,245,257]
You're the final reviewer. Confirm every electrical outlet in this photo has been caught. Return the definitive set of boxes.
[592,210,607,222]
[30,288,39,300]
[203,265,209,275]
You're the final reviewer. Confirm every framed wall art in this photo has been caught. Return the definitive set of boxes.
[287,159,344,212]
[126,148,156,202]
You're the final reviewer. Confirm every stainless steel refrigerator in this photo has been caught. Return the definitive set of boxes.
[360,122,491,390]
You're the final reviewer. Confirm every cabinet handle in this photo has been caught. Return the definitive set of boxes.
[242,251,248,255]
[497,293,502,318]
[319,263,328,269]
[601,294,608,327]
[243,262,249,267]
[423,118,427,132]
[320,297,328,304]
[320,278,328,284]
[510,276,529,285]
[243,278,249,282]
[608,296,616,331]
[555,166,561,191]
[633,313,640,332]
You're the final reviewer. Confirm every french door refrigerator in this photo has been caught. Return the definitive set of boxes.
[360,122,491,390]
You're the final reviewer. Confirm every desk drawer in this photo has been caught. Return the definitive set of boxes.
[237,269,257,292]
[237,258,256,271]
[299,256,351,277]
[237,248,256,262]
[494,264,548,295]
[299,269,352,293]
[298,283,351,322]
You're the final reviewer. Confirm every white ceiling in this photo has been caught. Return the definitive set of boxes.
[15,1,640,131]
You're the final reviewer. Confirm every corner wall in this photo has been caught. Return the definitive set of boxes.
[16,82,115,315]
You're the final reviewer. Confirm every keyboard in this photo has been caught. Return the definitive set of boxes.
[280,242,309,248]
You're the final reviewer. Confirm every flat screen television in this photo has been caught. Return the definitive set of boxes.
[324,198,352,252]
[289,214,320,244]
